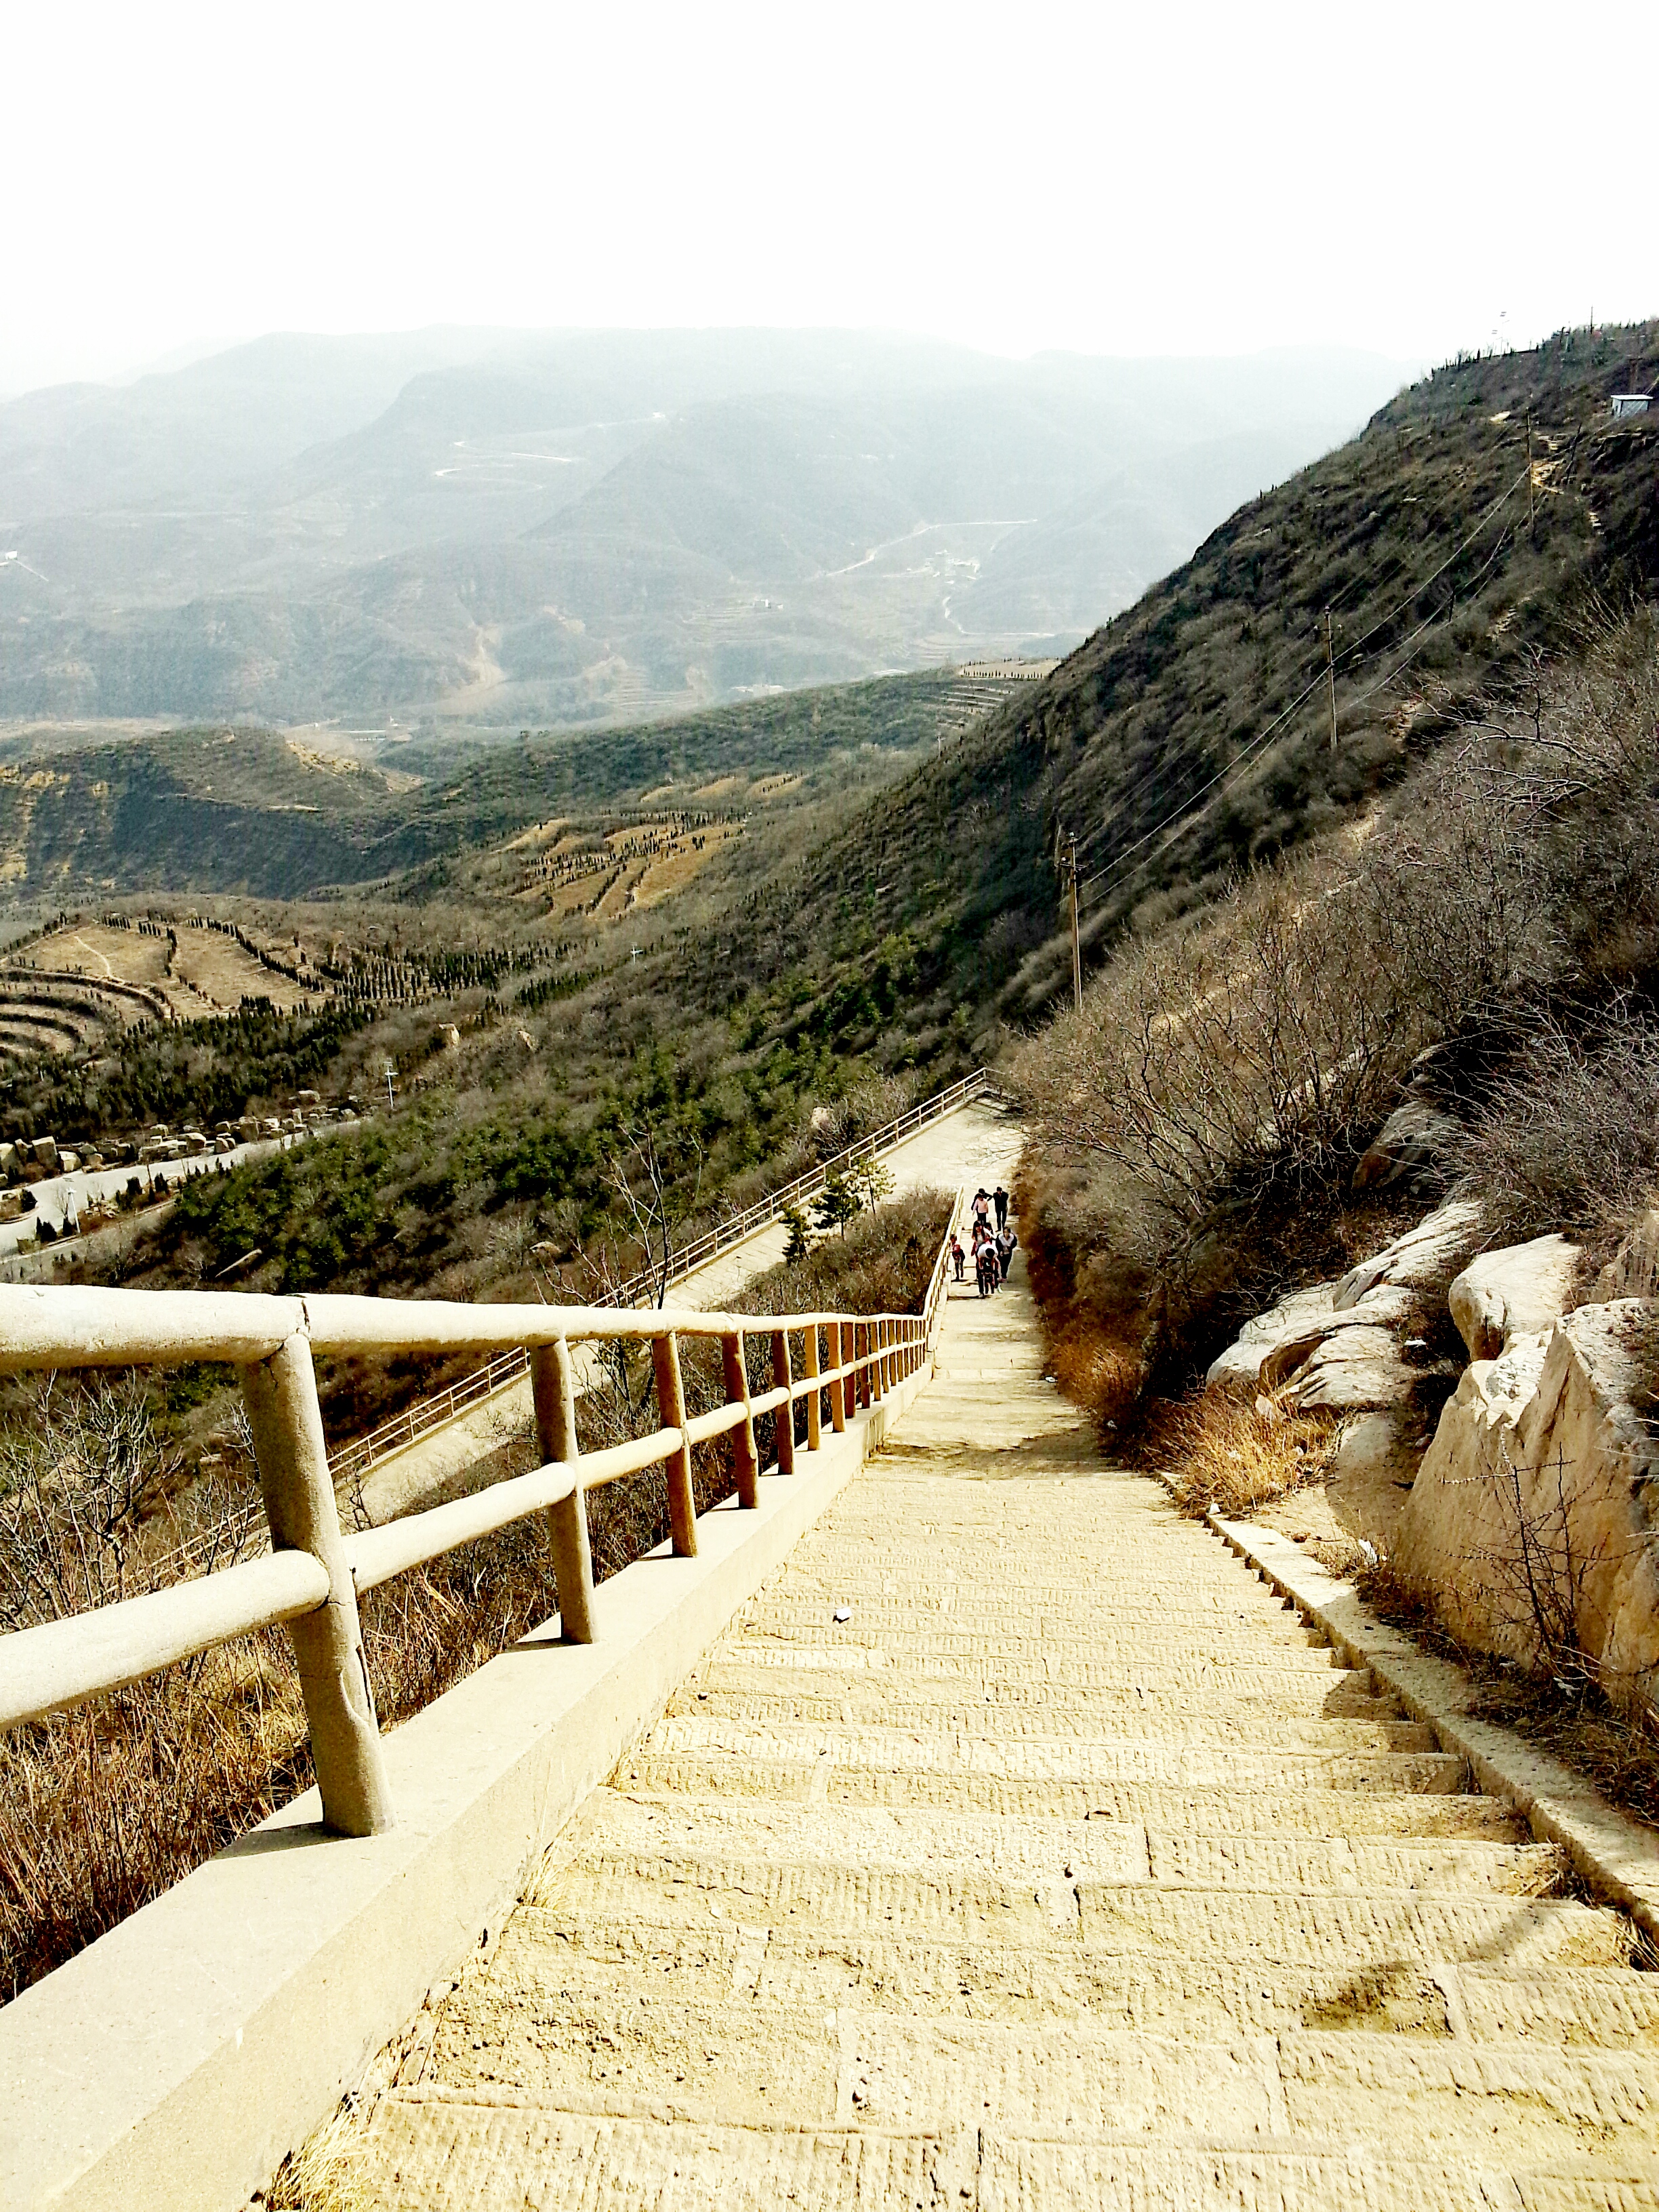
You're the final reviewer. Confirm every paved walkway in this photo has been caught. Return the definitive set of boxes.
[360,1097,1021,1521]
[350,1255,1659,2207]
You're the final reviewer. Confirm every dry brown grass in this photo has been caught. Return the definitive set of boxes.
[1145,1391,1341,1519]
[0,1520,575,2005]
[261,2102,370,2211]
[1046,1314,1145,1436]
[0,1201,949,2007]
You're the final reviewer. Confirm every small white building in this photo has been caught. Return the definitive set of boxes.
[1610,393,1650,419]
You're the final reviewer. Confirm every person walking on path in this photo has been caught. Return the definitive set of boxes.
[971,1218,998,1297]
[996,1222,1017,1283]
[972,1188,991,1233]
[994,1185,1009,1231]
[949,1231,965,1283]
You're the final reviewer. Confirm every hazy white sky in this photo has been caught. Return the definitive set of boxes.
[3,0,1654,396]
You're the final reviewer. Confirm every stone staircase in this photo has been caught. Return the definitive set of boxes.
[350,1257,1659,2208]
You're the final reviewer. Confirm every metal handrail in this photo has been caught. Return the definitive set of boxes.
[329,1066,1002,1486]
[0,1206,959,1838]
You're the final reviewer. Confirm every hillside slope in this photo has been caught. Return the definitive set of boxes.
[710,325,1659,1048]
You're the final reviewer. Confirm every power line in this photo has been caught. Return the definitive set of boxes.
[1071,455,1532,907]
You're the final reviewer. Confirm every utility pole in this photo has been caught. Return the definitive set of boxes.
[1526,411,1535,527]
[1324,610,1338,754]
[1068,835,1082,1014]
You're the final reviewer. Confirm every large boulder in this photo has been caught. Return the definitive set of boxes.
[1206,1284,1336,1399]
[1334,1197,1482,1311]
[1448,1235,1581,1361]
[1289,1318,1416,1411]
[1204,1278,1416,1412]
[1394,1300,1659,1703]
[1327,1410,1417,1554]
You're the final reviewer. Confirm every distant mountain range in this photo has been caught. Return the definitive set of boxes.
[0,329,1416,734]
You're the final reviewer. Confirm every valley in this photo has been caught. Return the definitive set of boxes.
[0,331,1412,731]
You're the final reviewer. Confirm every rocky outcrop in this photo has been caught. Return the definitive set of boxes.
[1448,1235,1581,1361]
[1334,1197,1482,1310]
[1326,1410,1418,1554]
[1206,1202,1483,1415]
[1204,1280,1419,1412]
[1395,1301,1659,1704]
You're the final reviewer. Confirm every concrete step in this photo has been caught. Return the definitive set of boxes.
[356,2094,1659,2210]
[415,1992,1659,2151]
[642,1712,1469,1792]
[665,1684,1438,1753]
[535,1848,1626,1968]
[574,1791,1551,1896]
[1458,1966,1659,2047]
[613,1755,1520,1833]
[731,1620,1337,1663]
[746,1591,1315,1633]
[716,1640,1372,1691]
[444,1906,1465,2036]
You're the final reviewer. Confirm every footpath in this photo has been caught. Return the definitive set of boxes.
[344,1252,1659,2207]
[359,1094,1022,1522]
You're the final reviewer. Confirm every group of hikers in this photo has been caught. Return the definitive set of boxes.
[949,1184,1016,1296]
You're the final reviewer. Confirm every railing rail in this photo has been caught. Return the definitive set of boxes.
[0,1195,961,1838]
[329,1066,1003,1488]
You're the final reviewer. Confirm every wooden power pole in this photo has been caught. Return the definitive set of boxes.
[1527,412,1535,527]
[1324,611,1338,753]
[1068,836,1082,1013]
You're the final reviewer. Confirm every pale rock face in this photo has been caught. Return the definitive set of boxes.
[1333,1197,1483,1311]
[1204,1279,1416,1411]
[1204,1198,1479,1415]
[1448,1235,1582,1361]
[1290,1322,1415,1411]
[1394,1301,1659,1702]
[1326,1410,1414,1552]
[1597,1209,1659,1301]
[1205,1284,1337,1399]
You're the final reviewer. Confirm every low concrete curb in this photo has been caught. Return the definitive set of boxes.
[1208,1509,1659,1942]
[0,1372,926,2212]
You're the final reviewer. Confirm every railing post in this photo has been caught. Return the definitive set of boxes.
[723,1329,760,1507]
[804,1320,822,1450]
[651,1331,697,1555]
[241,1332,394,1837]
[871,1319,886,1401]
[771,1328,794,1475]
[830,1320,848,1433]
[530,1336,595,1643]
[838,1319,854,1427]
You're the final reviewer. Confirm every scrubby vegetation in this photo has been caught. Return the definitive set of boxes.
[1018,605,1659,1430]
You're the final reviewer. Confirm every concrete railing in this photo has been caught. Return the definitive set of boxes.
[329,1065,1001,1488]
[0,1225,958,1839]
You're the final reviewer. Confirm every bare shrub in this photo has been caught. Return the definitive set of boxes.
[1017,860,1425,1277]
[0,1377,177,1626]
[1452,1006,1659,1252]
